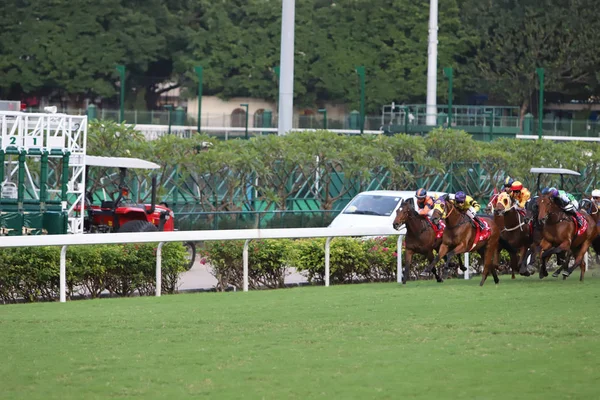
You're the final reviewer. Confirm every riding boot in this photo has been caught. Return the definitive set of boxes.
[475,217,486,230]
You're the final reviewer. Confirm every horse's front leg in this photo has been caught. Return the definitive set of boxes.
[538,239,556,279]
[552,251,569,278]
[403,249,414,284]
[516,246,530,277]
[564,242,591,280]
[422,243,449,276]
[431,251,444,283]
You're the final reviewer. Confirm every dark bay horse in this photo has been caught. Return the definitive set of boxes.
[536,194,597,280]
[525,195,570,278]
[493,194,534,278]
[428,196,502,286]
[579,197,600,263]
[392,199,465,283]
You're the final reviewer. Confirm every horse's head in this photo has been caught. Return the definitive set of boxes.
[392,200,414,230]
[580,197,596,215]
[537,194,559,223]
[493,192,511,216]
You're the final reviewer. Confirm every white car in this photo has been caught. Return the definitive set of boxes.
[328,190,447,236]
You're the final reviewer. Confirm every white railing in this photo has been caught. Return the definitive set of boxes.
[131,124,384,140]
[0,227,472,303]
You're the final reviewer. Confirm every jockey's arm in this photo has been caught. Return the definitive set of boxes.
[418,198,434,215]
[468,197,481,213]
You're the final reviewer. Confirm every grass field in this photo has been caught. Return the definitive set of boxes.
[2,273,600,400]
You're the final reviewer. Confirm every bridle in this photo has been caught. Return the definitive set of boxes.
[501,202,528,232]
[394,202,432,234]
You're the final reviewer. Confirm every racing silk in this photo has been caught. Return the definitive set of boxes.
[454,195,480,212]
[511,187,531,208]
[416,196,435,216]
[558,190,576,203]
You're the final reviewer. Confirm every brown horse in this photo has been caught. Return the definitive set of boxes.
[392,200,465,283]
[579,197,600,264]
[524,195,570,278]
[493,195,534,278]
[429,196,501,286]
[536,194,596,280]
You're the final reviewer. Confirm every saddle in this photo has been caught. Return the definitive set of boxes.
[470,218,491,251]
[426,218,445,239]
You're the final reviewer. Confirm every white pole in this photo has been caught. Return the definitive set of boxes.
[464,252,470,279]
[425,0,438,126]
[243,239,250,291]
[155,242,164,297]
[397,235,404,284]
[325,237,332,287]
[60,246,67,302]
[278,0,295,135]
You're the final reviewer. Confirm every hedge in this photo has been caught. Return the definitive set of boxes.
[200,237,514,290]
[0,243,188,304]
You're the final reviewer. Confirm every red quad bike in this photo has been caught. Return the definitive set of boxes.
[83,155,196,270]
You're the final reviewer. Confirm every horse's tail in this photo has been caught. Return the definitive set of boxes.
[499,236,517,253]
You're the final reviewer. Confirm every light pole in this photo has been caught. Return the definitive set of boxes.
[277,0,295,135]
[164,105,173,135]
[486,111,493,142]
[355,66,365,134]
[240,103,249,139]
[194,66,203,133]
[443,67,453,126]
[536,67,545,140]
[115,65,126,123]
[318,108,327,130]
[425,0,439,126]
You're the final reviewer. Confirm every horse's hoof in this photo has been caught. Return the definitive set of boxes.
[562,270,570,278]
[419,270,430,277]
[436,278,444,283]
[552,271,559,278]
[520,271,531,277]
[459,266,467,272]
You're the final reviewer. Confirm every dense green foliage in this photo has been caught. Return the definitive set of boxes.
[87,121,600,212]
[2,0,598,112]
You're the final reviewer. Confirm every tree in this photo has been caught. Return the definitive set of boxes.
[0,0,184,107]
[460,0,600,118]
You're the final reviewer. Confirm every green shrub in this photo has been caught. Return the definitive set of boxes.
[0,242,188,303]
[200,239,293,290]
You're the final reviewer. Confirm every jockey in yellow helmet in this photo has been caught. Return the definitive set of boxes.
[454,191,486,230]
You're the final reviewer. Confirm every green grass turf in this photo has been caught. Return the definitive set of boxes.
[1,273,600,399]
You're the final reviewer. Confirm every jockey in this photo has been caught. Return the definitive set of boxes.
[454,191,486,230]
[548,187,579,215]
[592,189,600,207]
[415,188,441,229]
[509,181,530,209]
[502,177,515,193]
[487,177,515,209]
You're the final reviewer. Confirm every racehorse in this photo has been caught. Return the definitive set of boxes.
[536,194,596,280]
[493,192,534,278]
[579,197,600,263]
[525,195,570,278]
[392,200,465,283]
[428,196,502,286]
